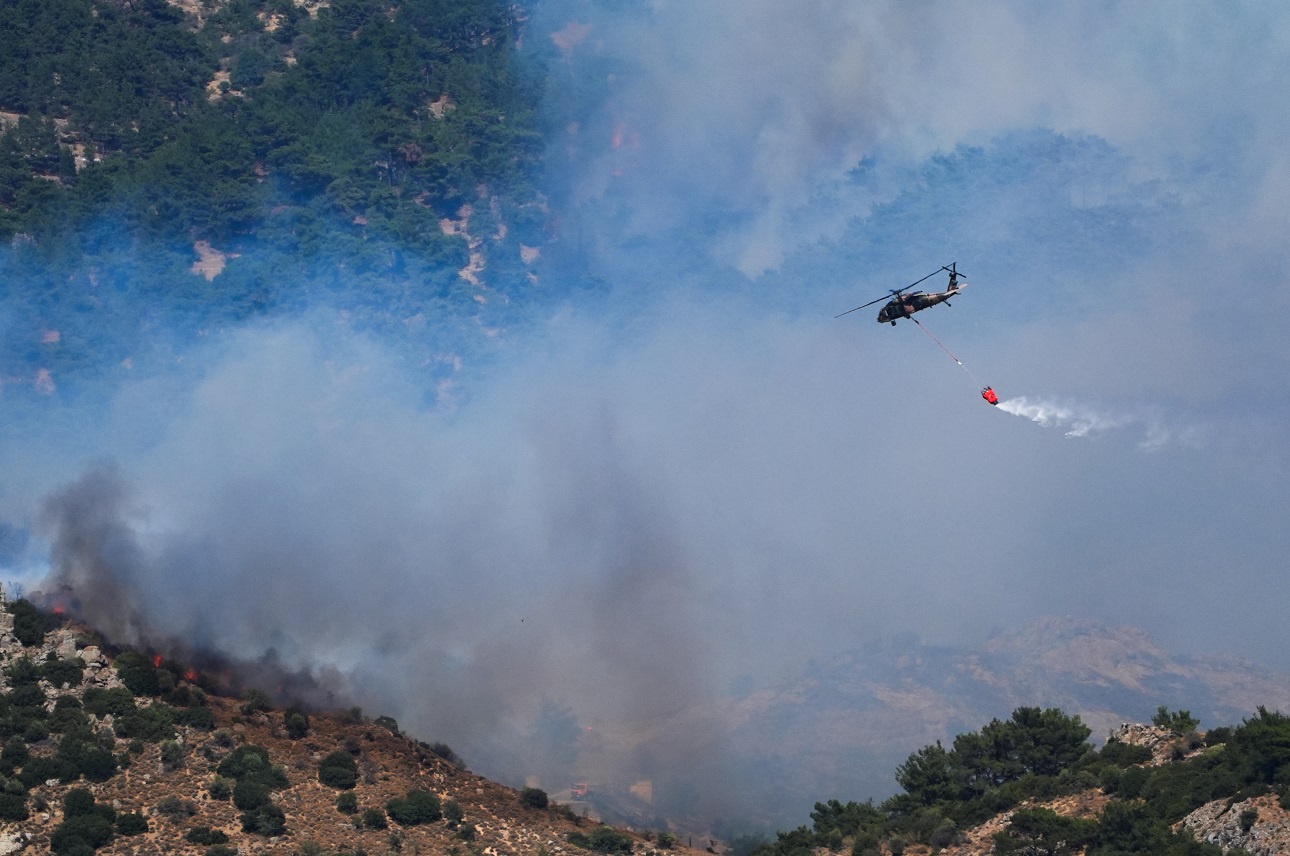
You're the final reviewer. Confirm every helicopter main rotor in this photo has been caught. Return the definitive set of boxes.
[834,263,964,319]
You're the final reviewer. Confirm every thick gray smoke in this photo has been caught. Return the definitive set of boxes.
[23,310,955,818]
[8,0,1290,831]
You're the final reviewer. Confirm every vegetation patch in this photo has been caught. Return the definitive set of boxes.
[386,789,441,826]
[319,749,360,789]
[568,826,636,854]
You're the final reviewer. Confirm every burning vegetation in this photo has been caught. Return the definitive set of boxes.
[0,596,691,856]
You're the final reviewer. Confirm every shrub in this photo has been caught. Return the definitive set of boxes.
[233,779,272,811]
[568,827,635,855]
[159,739,184,769]
[521,787,549,809]
[51,813,115,854]
[165,681,201,707]
[9,600,54,647]
[16,755,77,788]
[21,720,50,744]
[155,796,199,821]
[113,705,174,742]
[156,670,176,698]
[241,688,271,715]
[207,847,238,856]
[993,808,1095,856]
[218,744,270,778]
[444,798,464,827]
[1206,727,1233,747]
[82,687,137,718]
[4,655,40,687]
[52,789,117,855]
[0,792,27,821]
[39,655,85,689]
[49,701,91,735]
[241,803,287,836]
[851,833,880,856]
[374,715,399,734]
[1115,764,1150,799]
[113,652,160,697]
[362,807,389,829]
[209,775,234,800]
[337,791,359,814]
[1098,740,1154,767]
[187,826,230,845]
[320,751,359,789]
[656,832,677,850]
[1153,707,1201,734]
[1,738,28,769]
[284,706,309,739]
[429,741,464,768]
[174,706,215,730]
[387,789,441,825]
[78,746,119,782]
[8,682,45,709]
[116,812,148,835]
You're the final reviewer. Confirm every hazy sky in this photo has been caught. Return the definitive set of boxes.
[5,0,1290,815]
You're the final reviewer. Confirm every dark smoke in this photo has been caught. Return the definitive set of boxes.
[39,463,149,643]
[7,0,1290,834]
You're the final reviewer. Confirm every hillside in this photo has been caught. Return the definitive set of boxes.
[0,598,700,856]
[0,0,558,406]
[746,706,1290,856]
[8,599,1290,856]
[625,618,1290,828]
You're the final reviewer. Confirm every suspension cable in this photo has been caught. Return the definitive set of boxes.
[912,317,984,388]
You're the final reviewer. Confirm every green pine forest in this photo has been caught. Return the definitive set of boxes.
[748,705,1290,856]
[0,0,558,401]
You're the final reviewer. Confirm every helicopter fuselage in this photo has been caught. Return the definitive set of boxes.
[877,284,964,324]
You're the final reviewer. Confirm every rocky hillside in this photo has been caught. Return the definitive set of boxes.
[0,600,700,856]
[0,0,556,404]
[939,722,1290,856]
[747,714,1290,856]
[667,617,1290,826]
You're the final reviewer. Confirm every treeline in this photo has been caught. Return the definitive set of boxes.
[753,704,1290,856]
[0,0,553,400]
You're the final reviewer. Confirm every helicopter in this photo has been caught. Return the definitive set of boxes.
[836,263,966,325]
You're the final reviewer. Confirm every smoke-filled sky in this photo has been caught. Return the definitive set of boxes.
[5,0,1290,821]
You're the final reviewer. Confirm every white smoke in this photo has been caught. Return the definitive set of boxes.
[998,395,1207,450]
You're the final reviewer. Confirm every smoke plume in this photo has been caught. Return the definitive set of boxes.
[6,0,1290,832]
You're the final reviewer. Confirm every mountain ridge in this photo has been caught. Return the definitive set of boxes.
[633,617,1290,828]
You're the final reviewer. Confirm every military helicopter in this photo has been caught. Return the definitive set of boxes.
[836,263,966,325]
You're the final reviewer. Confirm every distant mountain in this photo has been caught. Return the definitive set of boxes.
[621,617,1290,830]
